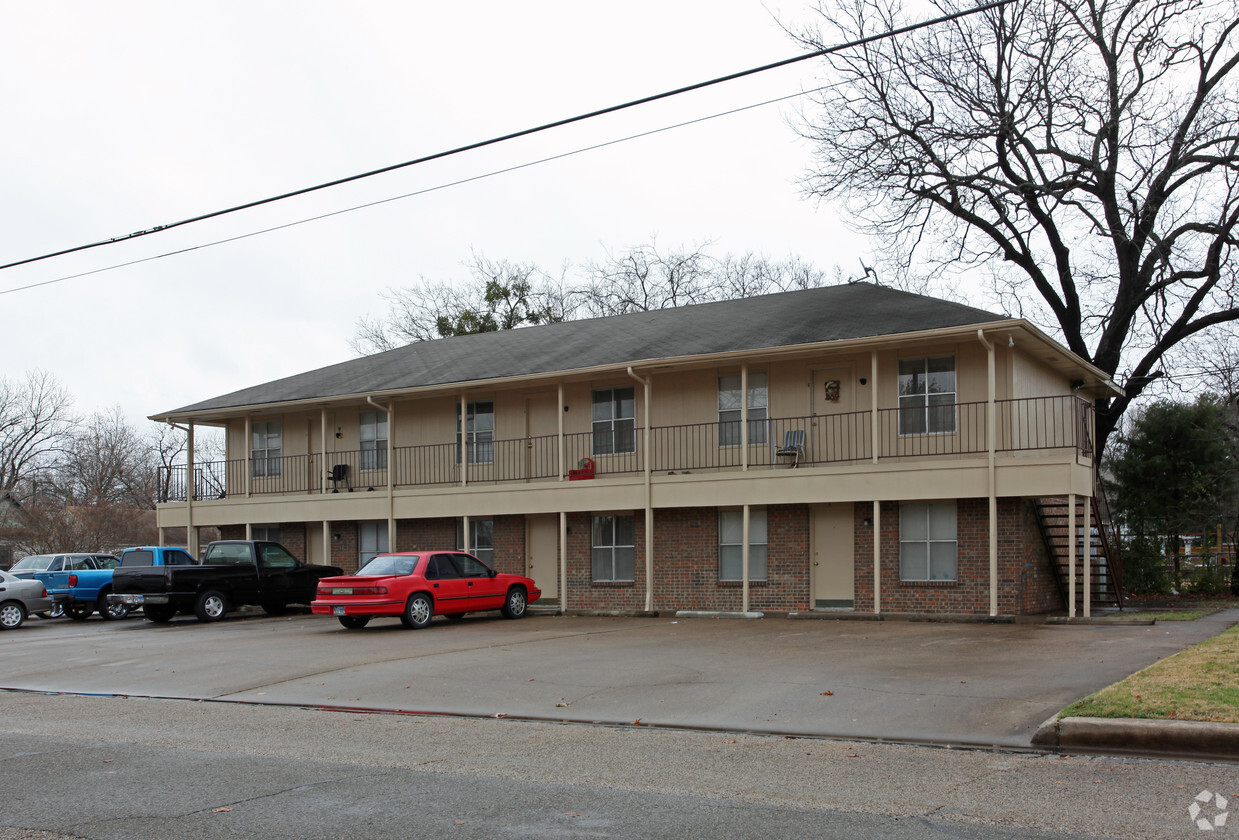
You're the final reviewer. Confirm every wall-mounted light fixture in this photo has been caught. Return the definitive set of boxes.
[859,377,868,386]
[1007,335,1015,348]
[862,516,873,527]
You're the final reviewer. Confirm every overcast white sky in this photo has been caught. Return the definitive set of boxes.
[2,1,875,429]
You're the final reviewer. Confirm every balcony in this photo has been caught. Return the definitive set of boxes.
[157,395,1093,503]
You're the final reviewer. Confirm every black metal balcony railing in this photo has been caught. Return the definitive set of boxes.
[156,395,1094,502]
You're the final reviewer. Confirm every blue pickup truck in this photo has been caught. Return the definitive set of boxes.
[9,547,199,620]
[9,553,124,620]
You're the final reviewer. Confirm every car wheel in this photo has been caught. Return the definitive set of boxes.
[143,605,176,623]
[66,601,94,621]
[338,616,370,629]
[501,586,528,619]
[97,590,130,621]
[194,590,228,623]
[400,593,433,629]
[41,602,65,619]
[0,601,25,630]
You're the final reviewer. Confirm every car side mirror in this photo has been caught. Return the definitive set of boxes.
[489,568,497,578]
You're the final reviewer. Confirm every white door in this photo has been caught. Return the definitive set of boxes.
[811,503,854,609]
[525,514,559,603]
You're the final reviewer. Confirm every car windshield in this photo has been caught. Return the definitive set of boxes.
[355,555,419,577]
[10,555,53,571]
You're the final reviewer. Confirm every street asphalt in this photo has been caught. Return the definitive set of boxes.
[2,606,1236,752]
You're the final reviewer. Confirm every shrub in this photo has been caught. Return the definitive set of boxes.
[1120,535,1171,595]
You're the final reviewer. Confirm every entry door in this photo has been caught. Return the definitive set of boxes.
[812,366,858,463]
[525,393,558,480]
[811,503,854,609]
[525,514,559,603]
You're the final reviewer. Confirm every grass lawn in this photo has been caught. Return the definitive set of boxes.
[1060,624,1239,723]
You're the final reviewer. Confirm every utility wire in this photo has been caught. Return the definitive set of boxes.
[0,87,819,296]
[0,0,1012,274]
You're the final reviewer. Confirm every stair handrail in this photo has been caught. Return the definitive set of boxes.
[1092,479,1125,608]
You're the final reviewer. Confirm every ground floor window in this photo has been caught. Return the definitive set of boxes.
[252,525,280,543]
[457,518,494,567]
[899,502,957,581]
[592,514,634,582]
[360,521,389,566]
[719,508,768,581]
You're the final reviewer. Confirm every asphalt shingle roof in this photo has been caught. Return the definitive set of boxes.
[160,282,1003,417]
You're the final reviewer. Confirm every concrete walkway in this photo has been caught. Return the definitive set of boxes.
[4,607,1236,755]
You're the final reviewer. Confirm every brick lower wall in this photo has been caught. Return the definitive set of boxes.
[211,498,1062,616]
[853,498,1064,616]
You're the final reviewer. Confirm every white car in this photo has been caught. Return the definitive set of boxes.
[0,569,54,629]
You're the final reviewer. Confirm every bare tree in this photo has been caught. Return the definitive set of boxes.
[60,407,151,507]
[353,242,836,350]
[0,370,75,495]
[794,0,1239,458]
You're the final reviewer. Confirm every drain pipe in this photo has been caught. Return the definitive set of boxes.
[627,366,654,612]
[977,330,998,617]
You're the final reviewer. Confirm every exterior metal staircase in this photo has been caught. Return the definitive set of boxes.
[1034,486,1125,612]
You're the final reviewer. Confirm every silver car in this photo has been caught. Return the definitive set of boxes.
[0,569,53,629]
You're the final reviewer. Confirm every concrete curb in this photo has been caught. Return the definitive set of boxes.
[675,610,765,619]
[787,611,1015,623]
[1045,616,1157,626]
[1031,715,1239,763]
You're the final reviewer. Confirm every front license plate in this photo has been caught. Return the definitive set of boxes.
[332,587,353,595]
[333,606,346,616]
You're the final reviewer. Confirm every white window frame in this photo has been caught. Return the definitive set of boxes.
[899,502,958,581]
[251,421,282,478]
[719,508,768,581]
[592,514,635,582]
[456,518,494,567]
[457,401,495,464]
[252,525,280,543]
[592,387,636,455]
[359,410,388,471]
[718,373,768,447]
[360,521,389,566]
[897,356,957,435]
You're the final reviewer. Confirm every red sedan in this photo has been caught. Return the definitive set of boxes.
[311,551,541,630]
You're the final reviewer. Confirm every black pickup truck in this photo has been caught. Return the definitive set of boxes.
[109,540,342,623]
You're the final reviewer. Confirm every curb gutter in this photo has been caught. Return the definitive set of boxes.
[1032,715,1239,763]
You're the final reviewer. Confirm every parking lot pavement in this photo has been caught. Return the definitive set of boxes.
[4,608,1236,748]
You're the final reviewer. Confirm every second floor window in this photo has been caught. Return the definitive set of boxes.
[457,401,494,464]
[898,356,956,435]
[593,387,635,455]
[360,410,388,470]
[252,421,282,477]
[719,373,768,446]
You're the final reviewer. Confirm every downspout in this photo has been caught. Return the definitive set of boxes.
[742,504,751,613]
[870,351,880,613]
[368,396,396,552]
[460,393,468,488]
[321,409,330,567]
[977,330,998,617]
[628,366,654,612]
[558,384,565,481]
[168,422,196,556]
[244,417,252,498]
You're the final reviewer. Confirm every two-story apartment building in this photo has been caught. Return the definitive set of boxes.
[152,283,1123,618]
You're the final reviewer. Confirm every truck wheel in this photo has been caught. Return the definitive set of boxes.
[143,605,175,623]
[0,601,25,630]
[66,602,94,621]
[400,593,433,629]
[97,589,131,621]
[338,616,370,629]
[194,590,228,622]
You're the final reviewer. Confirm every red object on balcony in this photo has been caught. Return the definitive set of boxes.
[569,457,595,480]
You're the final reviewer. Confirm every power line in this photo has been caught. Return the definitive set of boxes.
[0,0,1012,275]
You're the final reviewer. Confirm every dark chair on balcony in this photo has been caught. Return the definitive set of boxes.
[776,429,806,467]
[329,463,351,493]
